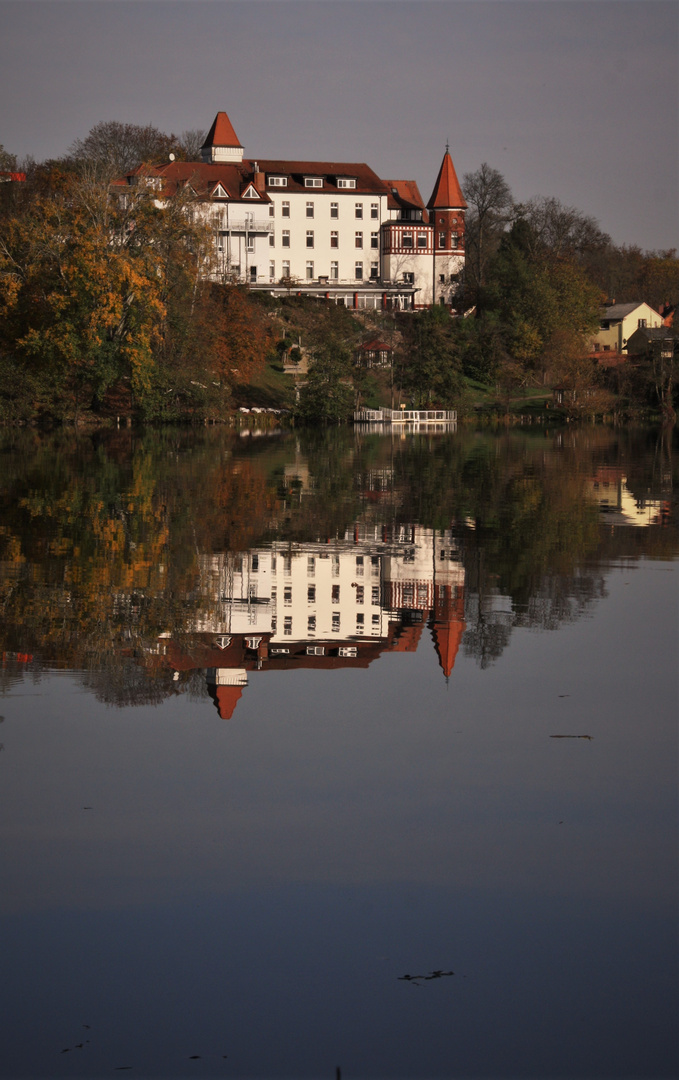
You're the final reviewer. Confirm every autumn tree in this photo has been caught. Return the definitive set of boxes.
[68,121,179,181]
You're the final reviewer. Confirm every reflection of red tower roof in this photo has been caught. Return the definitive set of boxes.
[431,619,465,678]
[201,111,243,151]
[427,150,467,210]
[208,683,244,719]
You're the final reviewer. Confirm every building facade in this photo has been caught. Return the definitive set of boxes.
[117,110,467,309]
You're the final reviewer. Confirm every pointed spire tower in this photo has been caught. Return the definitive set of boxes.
[427,145,467,305]
[201,110,244,164]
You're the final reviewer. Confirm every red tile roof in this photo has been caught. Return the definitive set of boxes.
[427,151,467,210]
[202,111,242,150]
[245,160,389,196]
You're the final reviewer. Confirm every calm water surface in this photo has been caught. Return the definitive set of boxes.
[0,425,677,1080]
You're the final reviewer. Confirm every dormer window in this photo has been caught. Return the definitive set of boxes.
[268,176,288,187]
[211,183,229,199]
[337,177,356,189]
[305,177,323,188]
[242,184,259,199]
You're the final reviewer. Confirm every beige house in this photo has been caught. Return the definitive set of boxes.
[592,302,663,354]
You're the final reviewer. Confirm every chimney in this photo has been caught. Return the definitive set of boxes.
[253,162,266,194]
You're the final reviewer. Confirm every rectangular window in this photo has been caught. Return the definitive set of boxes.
[247,237,255,253]
[356,586,364,604]
[355,231,363,248]
[284,586,292,605]
[339,646,357,657]
[337,178,356,189]
[308,557,316,576]
[282,201,290,217]
[439,274,445,283]
[268,176,287,187]
[307,615,316,633]
[269,204,275,217]
[306,261,314,279]
[282,230,290,247]
[355,262,363,280]
[306,230,314,248]
[371,556,379,573]
[283,554,292,574]
[417,234,427,248]
[332,584,340,603]
[307,585,316,603]
[638,318,647,328]
[331,202,339,218]
[307,645,325,656]
[249,265,257,282]
[282,260,290,277]
[306,201,314,218]
[370,263,378,279]
[305,178,323,188]
[284,616,292,635]
[332,613,340,632]
[330,231,339,248]
[402,234,413,248]
[403,271,414,284]
[330,261,339,280]
[371,203,379,219]
[356,613,365,630]
[355,204,363,219]
[332,555,340,577]
[451,233,458,247]
[371,232,379,248]
[269,261,275,280]
[371,586,380,604]
[269,233,275,247]
[439,233,446,247]
[251,555,259,572]
[372,613,380,627]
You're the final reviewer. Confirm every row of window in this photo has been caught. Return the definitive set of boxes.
[272,612,381,635]
[269,201,379,220]
[271,230,380,249]
[257,262,379,281]
[251,553,380,575]
[268,176,358,190]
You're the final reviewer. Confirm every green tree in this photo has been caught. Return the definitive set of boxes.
[398,306,465,407]
[296,336,354,423]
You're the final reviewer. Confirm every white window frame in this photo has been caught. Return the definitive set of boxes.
[306,230,314,248]
[330,261,339,280]
[282,201,290,217]
[337,178,356,189]
[306,201,314,218]
[268,176,288,187]
[305,177,323,188]
[370,203,379,219]
[330,202,339,218]
[282,230,290,247]
[355,203,363,219]
[306,260,314,280]
[355,262,363,280]
[370,232,379,248]
[355,231,363,248]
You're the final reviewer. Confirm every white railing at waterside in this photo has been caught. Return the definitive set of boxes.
[354,408,457,424]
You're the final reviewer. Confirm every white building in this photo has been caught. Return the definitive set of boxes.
[117,110,467,310]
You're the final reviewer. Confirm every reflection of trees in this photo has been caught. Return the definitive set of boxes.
[1,424,676,702]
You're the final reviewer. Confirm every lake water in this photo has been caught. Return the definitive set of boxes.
[0,424,677,1080]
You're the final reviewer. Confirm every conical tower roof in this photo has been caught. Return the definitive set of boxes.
[427,148,467,211]
[201,110,243,151]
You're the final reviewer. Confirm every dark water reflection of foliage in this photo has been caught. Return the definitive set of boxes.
[1,423,676,703]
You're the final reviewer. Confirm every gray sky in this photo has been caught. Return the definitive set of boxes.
[1,0,677,251]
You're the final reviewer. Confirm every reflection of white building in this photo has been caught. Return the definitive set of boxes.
[587,469,667,527]
[171,524,467,716]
